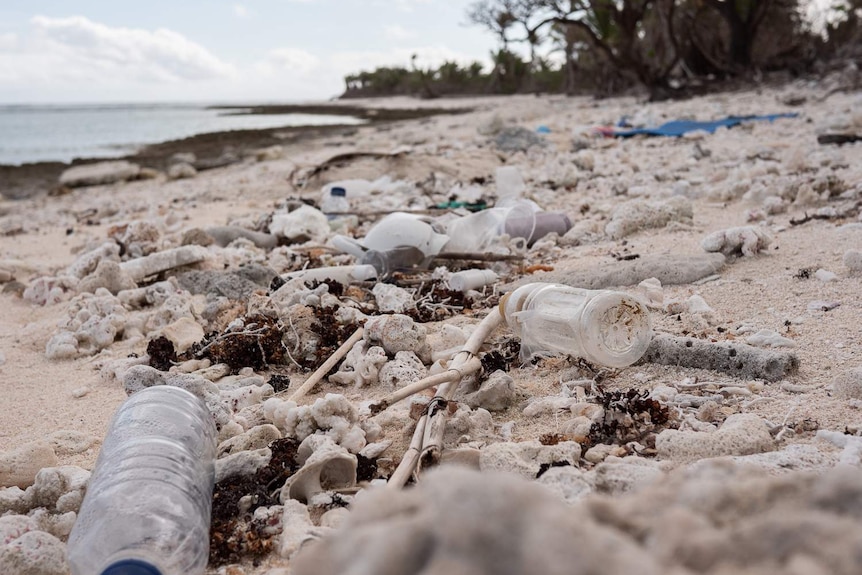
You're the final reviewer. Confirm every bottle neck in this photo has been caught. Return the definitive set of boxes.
[101,553,165,575]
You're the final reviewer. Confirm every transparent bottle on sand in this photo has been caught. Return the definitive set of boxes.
[500,283,652,368]
[67,386,217,575]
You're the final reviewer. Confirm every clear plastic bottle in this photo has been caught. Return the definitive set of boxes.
[500,283,652,367]
[360,246,427,278]
[67,386,217,575]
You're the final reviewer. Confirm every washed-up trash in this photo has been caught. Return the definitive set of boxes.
[495,166,526,207]
[443,202,572,252]
[449,269,499,293]
[269,204,330,243]
[609,113,798,138]
[283,264,378,285]
[360,212,450,258]
[360,246,426,278]
[433,199,488,212]
[500,283,652,367]
[536,125,551,134]
[67,386,217,575]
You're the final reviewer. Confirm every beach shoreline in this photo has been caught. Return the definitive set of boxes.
[0,103,471,200]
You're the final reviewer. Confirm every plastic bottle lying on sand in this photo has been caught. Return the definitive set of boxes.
[319,179,373,215]
[360,246,427,278]
[443,202,572,252]
[67,386,217,575]
[500,283,652,368]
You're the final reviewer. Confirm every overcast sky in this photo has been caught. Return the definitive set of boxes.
[0,0,497,104]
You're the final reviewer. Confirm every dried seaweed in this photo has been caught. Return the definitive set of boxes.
[408,280,469,323]
[480,338,521,377]
[588,388,673,448]
[306,279,344,298]
[209,439,300,566]
[536,460,572,479]
[305,305,360,370]
[356,454,379,482]
[146,336,177,371]
[197,314,287,371]
[267,374,292,394]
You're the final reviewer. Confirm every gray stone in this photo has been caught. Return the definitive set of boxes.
[656,413,775,462]
[291,466,660,575]
[120,245,210,282]
[0,528,67,575]
[479,440,581,479]
[176,264,277,300]
[77,260,137,294]
[206,226,279,249]
[464,370,517,411]
[641,333,799,382]
[494,127,547,152]
[605,197,693,240]
[59,161,140,188]
[215,447,272,483]
[167,162,197,180]
[506,253,727,291]
[833,367,862,400]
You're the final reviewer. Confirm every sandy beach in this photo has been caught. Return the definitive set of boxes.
[1,81,862,574]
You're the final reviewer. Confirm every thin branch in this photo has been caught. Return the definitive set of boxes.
[286,327,365,402]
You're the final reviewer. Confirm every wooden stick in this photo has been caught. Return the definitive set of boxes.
[287,327,365,402]
[387,414,428,489]
[386,309,503,487]
[369,356,482,415]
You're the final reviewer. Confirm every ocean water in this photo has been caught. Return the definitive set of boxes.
[0,103,365,166]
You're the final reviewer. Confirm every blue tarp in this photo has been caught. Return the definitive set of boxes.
[612,113,799,138]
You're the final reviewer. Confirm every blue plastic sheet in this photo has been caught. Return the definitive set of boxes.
[612,113,798,138]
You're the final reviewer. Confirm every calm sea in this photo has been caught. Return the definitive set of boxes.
[0,103,365,166]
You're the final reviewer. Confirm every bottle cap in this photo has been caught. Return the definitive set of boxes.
[101,559,162,575]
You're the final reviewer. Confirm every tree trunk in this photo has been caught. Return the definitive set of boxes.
[564,39,577,95]
[727,10,752,68]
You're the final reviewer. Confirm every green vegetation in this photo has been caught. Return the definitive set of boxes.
[341,0,862,100]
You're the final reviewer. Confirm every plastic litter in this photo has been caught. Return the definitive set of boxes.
[360,246,427,278]
[610,113,798,138]
[319,179,376,215]
[495,166,526,207]
[449,269,499,293]
[500,283,652,367]
[443,202,571,252]
[283,264,378,285]
[360,212,450,257]
[67,386,217,575]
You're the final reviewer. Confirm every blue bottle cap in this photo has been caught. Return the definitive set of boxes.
[101,559,162,575]
[330,186,347,197]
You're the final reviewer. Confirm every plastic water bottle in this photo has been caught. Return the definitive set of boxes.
[67,386,218,575]
[360,246,427,278]
[500,283,652,367]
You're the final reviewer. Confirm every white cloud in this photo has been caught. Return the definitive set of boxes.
[16,15,235,84]
[0,33,17,51]
[234,4,250,18]
[384,24,414,41]
[256,47,320,75]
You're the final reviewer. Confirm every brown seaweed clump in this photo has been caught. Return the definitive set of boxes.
[209,439,300,566]
[195,314,287,371]
[588,388,674,449]
[146,336,177,371]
